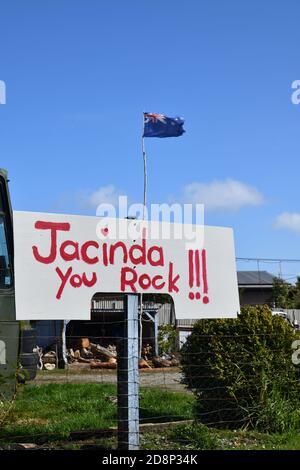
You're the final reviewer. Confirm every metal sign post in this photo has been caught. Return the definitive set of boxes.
[117,294,140,450]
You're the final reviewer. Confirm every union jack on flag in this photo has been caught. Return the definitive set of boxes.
[143,112,185,138]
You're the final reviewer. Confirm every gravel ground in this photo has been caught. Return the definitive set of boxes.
[33,367,187,392]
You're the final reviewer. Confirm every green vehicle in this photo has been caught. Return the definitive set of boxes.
[0,169,19,400]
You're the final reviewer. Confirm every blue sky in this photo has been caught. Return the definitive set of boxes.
[1,1,300,279]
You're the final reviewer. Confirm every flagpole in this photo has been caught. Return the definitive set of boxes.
[142,117,147,219]
[140,113,147,358]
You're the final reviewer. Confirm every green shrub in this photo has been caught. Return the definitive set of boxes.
[181,305,300,432]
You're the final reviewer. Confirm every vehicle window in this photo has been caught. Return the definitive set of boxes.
[0,178,12,289]
[0,216,12,288]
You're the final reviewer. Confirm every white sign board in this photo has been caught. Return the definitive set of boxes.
[13,211,240,320]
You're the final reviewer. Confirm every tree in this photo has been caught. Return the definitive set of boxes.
[292,277,300,309]
[272,277,295,308]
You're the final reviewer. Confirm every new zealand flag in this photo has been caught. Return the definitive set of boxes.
[143,112,185,138]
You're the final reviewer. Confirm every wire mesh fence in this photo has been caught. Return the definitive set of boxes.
[1,300,300,450]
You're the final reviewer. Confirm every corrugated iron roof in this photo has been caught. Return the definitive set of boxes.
[237,270,275,286]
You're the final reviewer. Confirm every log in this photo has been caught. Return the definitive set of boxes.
[141,344,152,360]
[15,444,38,449]
[73,349,92,363]
[41,356,56,364]
[73,349,82,359]
[107,345,117,355]
[90,361,117,369]
[90,343,117,359]
[81,348,94,359]
[79,338,90,349]
[152,356,172,368]
[170,357,180,367]
[44,363,56,371]
[139,358,152,369]
[77,357,92,363]
[108,357,117,365]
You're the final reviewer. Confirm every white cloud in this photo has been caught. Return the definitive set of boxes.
[80,185,122,208]
[275,212,300,234]
[182,179,264,212]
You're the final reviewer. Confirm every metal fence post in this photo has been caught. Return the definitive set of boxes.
[117,294,139,450]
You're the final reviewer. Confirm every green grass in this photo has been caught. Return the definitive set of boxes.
[140,388,194,423]
[0,383,195,443]
[139,427,300,450]
[1,383,300,450]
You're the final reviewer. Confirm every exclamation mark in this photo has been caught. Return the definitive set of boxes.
[188,250,194,300]
[202,249,209,304]
[188,250,201,300]
[195,250,201,300]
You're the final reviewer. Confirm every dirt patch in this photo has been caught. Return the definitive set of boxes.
[34,368,187,392]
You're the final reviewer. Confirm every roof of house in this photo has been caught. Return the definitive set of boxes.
[237,270,275,286]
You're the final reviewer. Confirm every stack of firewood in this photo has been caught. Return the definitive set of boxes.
[151,355,180,368]
[68,338,118,369]
[67,337,180,369]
